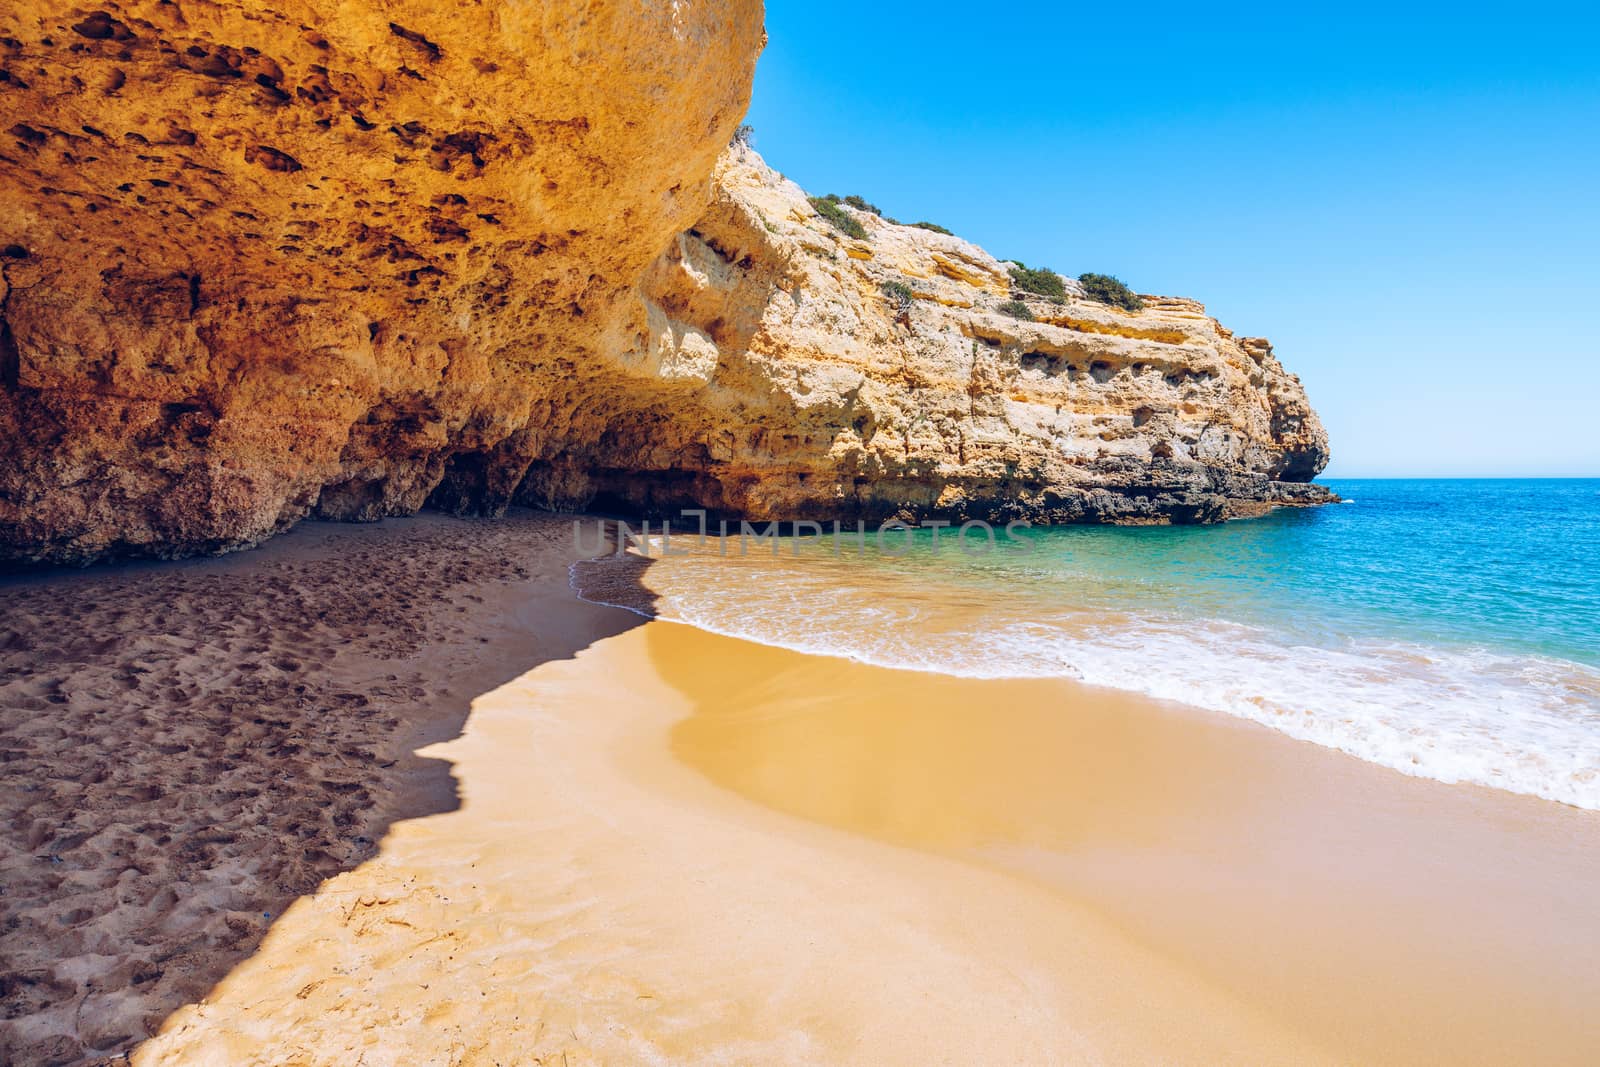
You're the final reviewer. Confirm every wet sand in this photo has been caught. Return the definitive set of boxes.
[660,624,1600,1064]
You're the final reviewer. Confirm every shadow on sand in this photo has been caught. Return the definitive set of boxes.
[0,510,649,1065]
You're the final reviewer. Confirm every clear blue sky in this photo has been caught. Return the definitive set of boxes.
[744,2,1600,477]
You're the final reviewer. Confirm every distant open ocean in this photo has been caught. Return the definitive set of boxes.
[590,479,1600,809]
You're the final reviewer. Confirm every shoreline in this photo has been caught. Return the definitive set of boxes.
[4,511,1597,1063]
[657,623,1600,1064]
[574,509,1600,813]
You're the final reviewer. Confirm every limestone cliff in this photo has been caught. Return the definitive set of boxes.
[0,1,1329,565]
[610,147,1332,526]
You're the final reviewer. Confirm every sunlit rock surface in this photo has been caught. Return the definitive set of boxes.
[0,2,1327,563]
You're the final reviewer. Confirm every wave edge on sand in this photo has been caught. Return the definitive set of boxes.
[571,547,1600,811]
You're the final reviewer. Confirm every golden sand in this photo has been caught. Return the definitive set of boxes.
[136,605,1600,1064]
[660,623,1600,1064]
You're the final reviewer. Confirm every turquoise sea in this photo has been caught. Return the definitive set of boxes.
[984,478,1600,672]
[587,479,1600,809]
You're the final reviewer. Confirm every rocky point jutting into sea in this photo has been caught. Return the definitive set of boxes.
[0,0,1328,565]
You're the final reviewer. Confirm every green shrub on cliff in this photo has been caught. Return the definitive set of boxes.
[881,280,915,311]
[843,194,882,216]
[1078,272,1144,311]
[909,221,953,235]
[998,300,1034,321]
[1007,262,1066,302]
[809,196,869,240]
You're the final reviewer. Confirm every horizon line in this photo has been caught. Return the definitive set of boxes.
[1319,474,1600,481]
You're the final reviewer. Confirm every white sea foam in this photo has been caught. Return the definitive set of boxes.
[577,554,1600,811]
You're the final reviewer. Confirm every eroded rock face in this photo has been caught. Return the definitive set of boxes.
[0,2,1328,564]
[596,148,1333,526]
[0,0,764,562]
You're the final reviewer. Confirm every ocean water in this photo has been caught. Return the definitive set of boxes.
[579,480,1600,809]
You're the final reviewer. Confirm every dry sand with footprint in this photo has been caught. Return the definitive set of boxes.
[0,513,632,1064]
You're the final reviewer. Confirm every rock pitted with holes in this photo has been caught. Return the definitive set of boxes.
[0,1,763,562]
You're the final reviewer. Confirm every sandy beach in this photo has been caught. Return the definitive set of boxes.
[5,513,1600,1064]
[0,513,637,1063]
[2,0,1593,1062]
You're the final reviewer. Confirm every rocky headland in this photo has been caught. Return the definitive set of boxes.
[0,0,1328,565]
